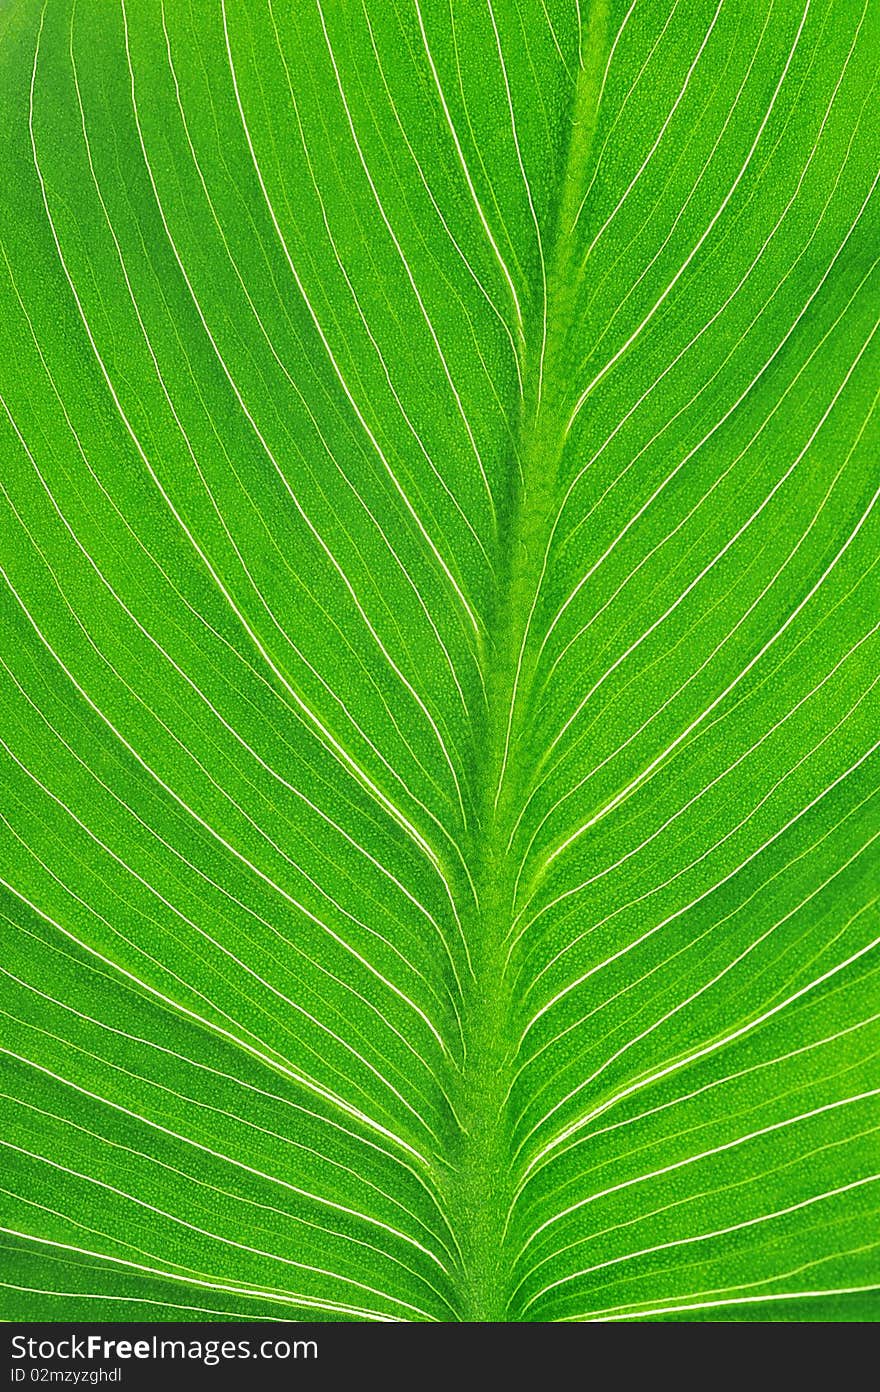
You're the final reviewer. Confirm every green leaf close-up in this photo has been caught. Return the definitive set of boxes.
[1,0,878,1324]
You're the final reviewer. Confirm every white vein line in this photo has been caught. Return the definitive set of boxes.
[0,812,403,1138]
[519,1089,880,1252]
[0,549,453,1067]
[0,761,449,1151]
[0,876,429,1167]
[0,917,457,1235]
[549,1005,880,1165]
[519,454,878,906]
[515,731,879,1084]
[0,1136,433,1318]
[0,388,467,1024]
[514,851,878,1167]
[27,6,442,880]
[572,1278,880,1322]
[519,356,877,870]
[2,242,468,871]
[574,0,679,232]
[265,3,494,577]
[514,449,879,954]
[314,0,496,520]
[508,691,878,1079]
[544,6,870,663]
[545,310,874,829]
[492,0,766,820]
[515,1104,880,1264]
[579,3,770,369]
[164,14,482,724]
[0,642,465,1073]
[125,20,467,836]
[566,0,810,433]
[484,0,547,397]
[1,772,448,1144]
[517,356,879,895]
[214,0,481,637]
[536,1196,880,1321]
[0,1230,400,1321]
[358,0,523,393]
[512,756,875,1041]
[592,0,638,101]
[0,395,467,1022]
[574,0,726,242]
[160,5,483,725]
[412,0,525,346]
[507,823,878,1106]
[0,1280,337,1322]
[521,1173,880,1313]
[0,1077,451,1286]
[520,918,880,1185]
[543,353,879,866]
[1,1099,456,1317]
[107,4,471,833]
[512,1010,880,1287]
[1,1182,373,1313]
[148,22,480,938]
[0,726,446,1142]
[0,1173,453,1317]
[0,242,284,712]
[497,79,875,802]
[538,0,574,80]
[0,663,463,1075]
[0,963,460,1264]
[79,34,472,871]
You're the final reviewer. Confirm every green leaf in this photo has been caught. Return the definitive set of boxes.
[1,0,878,1323]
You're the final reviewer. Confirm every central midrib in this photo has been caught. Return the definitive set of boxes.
[447,5,610,1322]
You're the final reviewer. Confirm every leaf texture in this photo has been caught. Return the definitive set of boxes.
[1,0,878,1322]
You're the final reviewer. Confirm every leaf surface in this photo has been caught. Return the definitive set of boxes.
[1,0,878,1322]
